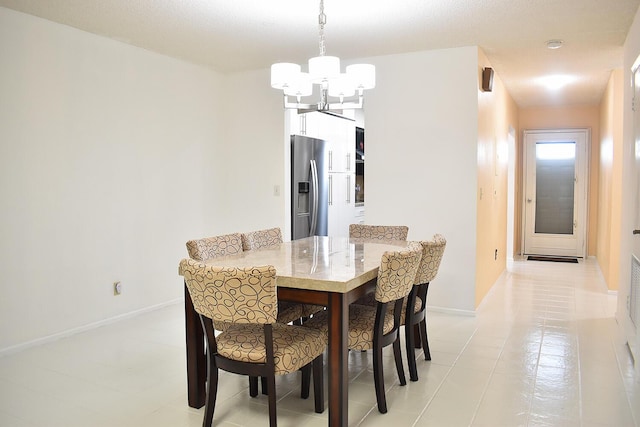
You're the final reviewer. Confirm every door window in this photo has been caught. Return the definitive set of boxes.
[534,142,575,235]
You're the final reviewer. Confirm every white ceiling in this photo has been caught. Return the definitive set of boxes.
[1,0,638,108]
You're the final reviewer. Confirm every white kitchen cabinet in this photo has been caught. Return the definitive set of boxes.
[328,172,355,237]
[299,112,355,173]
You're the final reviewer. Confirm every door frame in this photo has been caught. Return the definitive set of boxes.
[521,128,590,257]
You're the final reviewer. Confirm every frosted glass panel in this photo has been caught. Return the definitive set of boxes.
[535,142,575,234]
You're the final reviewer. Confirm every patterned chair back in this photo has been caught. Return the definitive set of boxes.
[241,227,283,251]
[179,258,278,325]
[414,234,447,285]
[186,232,243,261]
[374,242,422,303]
[349,224,409,241]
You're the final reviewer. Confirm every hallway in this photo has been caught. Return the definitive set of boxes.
[0,258,638,426]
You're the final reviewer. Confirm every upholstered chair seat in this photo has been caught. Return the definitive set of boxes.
[305,304,394,351]
[276,301,307,325]
[217,323,326,373]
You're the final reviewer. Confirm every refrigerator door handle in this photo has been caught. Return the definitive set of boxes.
[310,159,319,235]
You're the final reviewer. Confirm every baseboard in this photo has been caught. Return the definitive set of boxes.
[0,298,183,357]
[428,305,476,317]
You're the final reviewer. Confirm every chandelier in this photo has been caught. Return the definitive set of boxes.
[270,0,375,112]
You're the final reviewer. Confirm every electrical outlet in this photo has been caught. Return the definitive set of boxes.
[113,281,122,296]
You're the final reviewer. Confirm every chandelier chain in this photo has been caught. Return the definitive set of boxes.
[318,0,326,57]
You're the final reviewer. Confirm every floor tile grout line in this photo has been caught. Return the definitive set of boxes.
[410,327,479,427]
[467,330,511,427]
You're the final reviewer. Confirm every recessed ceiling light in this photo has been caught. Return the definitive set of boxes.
[536,74,576,90]
[546,39,564,49]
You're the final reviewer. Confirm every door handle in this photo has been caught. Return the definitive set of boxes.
[527,198,533,203]
[634,230,640,235]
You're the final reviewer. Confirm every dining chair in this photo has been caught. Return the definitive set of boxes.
[241,227,284,251]
[348,224,409,241]
[186,232,244,261]
[347,235,447,381]
[186,233,244,332]
[187,232,278,396]
[186,233,305,328]
[303,242,422,413]
[403,234,446,381]
[240,227,324,323]
[349,224,409,307]
[179,259,326,427]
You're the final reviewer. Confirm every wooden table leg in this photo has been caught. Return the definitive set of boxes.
[184,282,206,408]
[327,292,348,427]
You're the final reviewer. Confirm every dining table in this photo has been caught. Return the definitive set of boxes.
[181,235,412,427]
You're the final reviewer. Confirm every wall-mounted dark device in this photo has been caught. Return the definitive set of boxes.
[482,67,494,92]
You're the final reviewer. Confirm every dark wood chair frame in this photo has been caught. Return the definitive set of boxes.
[366,296,409,413]
[200,316,324,427]
[404,281,431,382]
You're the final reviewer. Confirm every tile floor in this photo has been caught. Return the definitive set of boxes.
[0,258,638,426]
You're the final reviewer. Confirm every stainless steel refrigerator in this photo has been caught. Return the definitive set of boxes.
[291,135,328,240]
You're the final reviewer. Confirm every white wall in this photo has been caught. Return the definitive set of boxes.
[214,69,289,236]
[0,7,486,351]
[363,47,480,313]
[0,8,226,351]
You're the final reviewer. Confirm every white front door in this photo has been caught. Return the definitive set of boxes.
[523,129,588,257]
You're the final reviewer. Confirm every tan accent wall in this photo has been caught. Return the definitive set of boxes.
[597,69,624,290]
[517,106,600,257]
[475,49,519,307]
